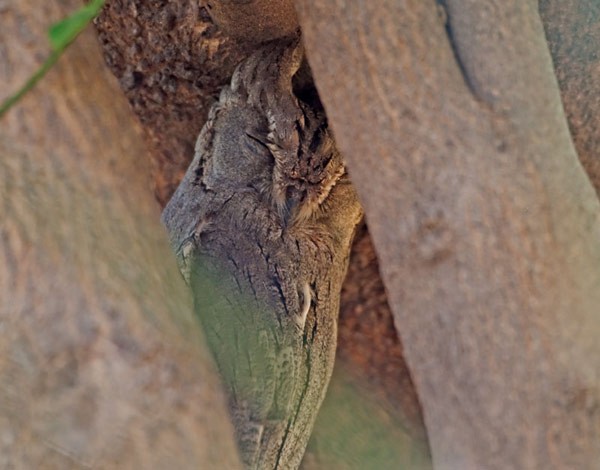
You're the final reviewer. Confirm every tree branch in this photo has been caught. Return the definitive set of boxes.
[296,0,600,467]
[0,1,240,467]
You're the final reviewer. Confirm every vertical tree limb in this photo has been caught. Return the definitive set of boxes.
[0,1,240,467]
[296,0,600,467]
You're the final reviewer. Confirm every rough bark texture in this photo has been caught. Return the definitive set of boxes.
[297,0,600,468]
[94,0,254,206]
[203,0,299,43]
[0,1,241,468]
[162,37,363,468]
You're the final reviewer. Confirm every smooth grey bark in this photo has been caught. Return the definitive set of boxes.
[296,0,600,468]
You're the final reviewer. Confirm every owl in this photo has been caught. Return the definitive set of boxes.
[162,34,362,470]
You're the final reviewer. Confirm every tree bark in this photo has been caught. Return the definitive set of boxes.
[0,1,241,468]
[203,0,299,44]
[94,0,255,205]
[296,0,600,468]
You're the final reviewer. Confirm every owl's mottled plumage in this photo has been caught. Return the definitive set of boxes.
[162,35,362,469]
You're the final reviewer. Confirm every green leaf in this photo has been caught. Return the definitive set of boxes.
[48,0,105,51]
[0,0,105,118]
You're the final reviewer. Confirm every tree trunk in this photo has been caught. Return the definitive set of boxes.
[296,0,600,468]
[0,1,240,467]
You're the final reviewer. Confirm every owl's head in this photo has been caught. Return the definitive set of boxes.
[205,35,347,228]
